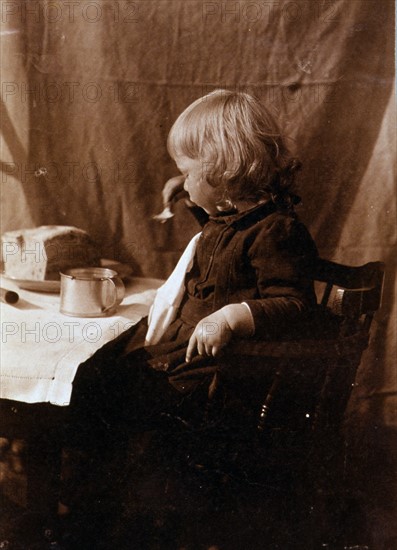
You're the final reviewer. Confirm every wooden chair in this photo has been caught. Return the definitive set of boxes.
[162,259,383,472]
[110,258,386,548]
[209,259,385,492]
[225,258,385,432]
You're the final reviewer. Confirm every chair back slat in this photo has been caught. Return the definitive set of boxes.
[314,259,384,290]
[314,260,385,321]
[320,282,333,307]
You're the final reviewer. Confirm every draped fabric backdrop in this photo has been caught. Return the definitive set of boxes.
[1,0,395,438]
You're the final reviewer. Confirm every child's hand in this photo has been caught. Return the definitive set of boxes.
[153,175,189,223]
[185,304,254,362]
[162,175,186,207]
[186,310,233,362]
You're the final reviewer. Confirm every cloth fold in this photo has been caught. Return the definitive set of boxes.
[145,232,201,345]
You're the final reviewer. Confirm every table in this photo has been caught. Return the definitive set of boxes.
[0,276,162,406]
[0,276,162,512]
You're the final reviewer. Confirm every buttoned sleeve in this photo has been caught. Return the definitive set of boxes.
[243,213,318,339]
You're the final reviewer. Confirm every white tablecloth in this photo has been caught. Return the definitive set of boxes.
[0,277,162,407]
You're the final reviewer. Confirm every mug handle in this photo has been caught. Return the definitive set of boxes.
[102,277,125,313]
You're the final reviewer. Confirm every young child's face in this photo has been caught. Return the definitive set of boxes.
[174,154,221,215]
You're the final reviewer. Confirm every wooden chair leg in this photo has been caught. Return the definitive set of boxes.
[257,368,284,432]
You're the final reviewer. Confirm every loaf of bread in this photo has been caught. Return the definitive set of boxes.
[2,226,101,280]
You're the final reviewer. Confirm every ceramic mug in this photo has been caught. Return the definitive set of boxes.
[60,267,125,317]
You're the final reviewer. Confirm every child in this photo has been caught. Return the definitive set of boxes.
[60,89,321,519]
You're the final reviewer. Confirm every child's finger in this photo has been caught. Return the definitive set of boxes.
[197,337,206,357]
[204,341,213,356]
[211,345,220,357]
[185,332,198,362]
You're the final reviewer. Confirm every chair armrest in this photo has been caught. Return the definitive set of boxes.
[225,331,369,360]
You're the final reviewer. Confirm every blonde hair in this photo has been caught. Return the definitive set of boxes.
[167,89,300,204]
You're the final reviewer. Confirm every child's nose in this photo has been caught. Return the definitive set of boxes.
[183,179,188,191]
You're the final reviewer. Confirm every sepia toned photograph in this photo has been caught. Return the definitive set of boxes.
[0,1,395,548]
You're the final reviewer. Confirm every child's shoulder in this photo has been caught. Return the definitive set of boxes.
[210,202,312,245]
[239,205,315,252]
[235,202,300,233]
[254,210,305,242]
